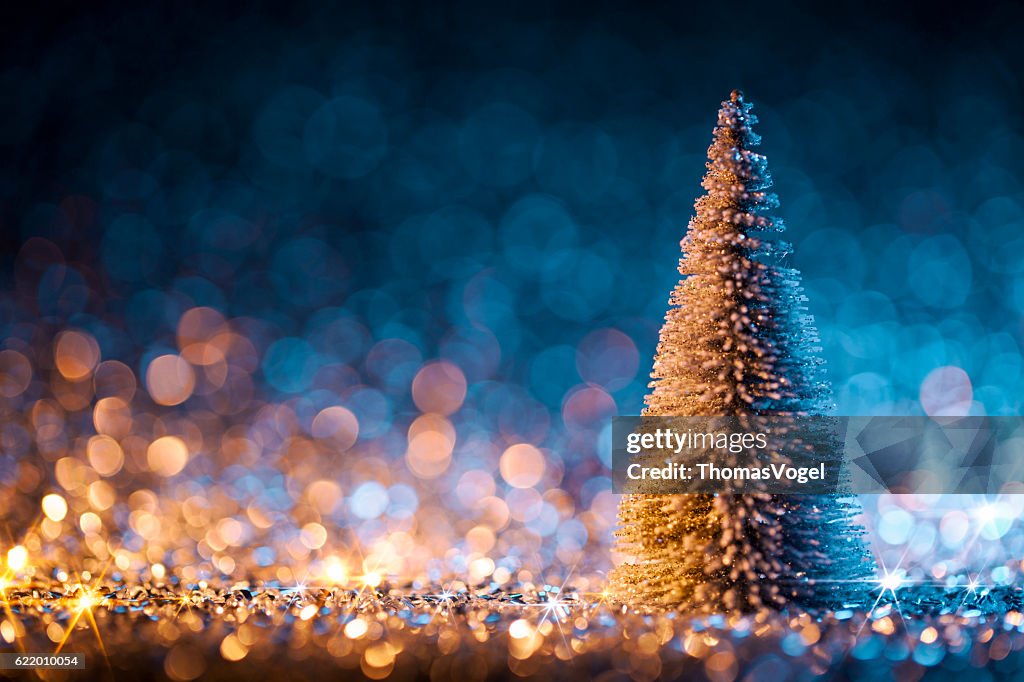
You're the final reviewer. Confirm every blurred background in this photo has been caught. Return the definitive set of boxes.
[1,1,1023,590]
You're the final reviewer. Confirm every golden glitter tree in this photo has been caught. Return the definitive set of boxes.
[609,90,875,612]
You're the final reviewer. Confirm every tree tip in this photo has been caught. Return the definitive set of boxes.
[730,89,744,103]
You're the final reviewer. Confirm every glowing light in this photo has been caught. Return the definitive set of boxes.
[87,435,125,476]
[364,642,397,668]
[88,480,116,511]
[77,593,95,611]
[80,511,102,533]
[299,523,327,550]
[361,571,383,588]
[469,557,496,582]
[92,397,133,439]
[344,618,368,639]
[6,546,28,572]
[405,432,454,479]
[879,571,903,594]
[499,443,546,489]
[509,618,532,639]
[147,436,190,477]
[965,575,983,594]
[324,557,347,584]
[220,633,248,662]
[42,493,68,522]
[872,616,896,635]
[976,504,998,523]
[146,354,196,406]
[349,482,389,519]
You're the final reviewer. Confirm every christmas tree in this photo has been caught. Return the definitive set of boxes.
[609,91,876,612]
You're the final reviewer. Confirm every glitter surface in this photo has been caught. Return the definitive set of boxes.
[4,581,1024,679]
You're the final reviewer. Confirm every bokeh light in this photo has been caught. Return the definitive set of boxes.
[146,354,196,406]
[500,444,546,489]
[54,331,100,381]
[411,361,467,415]
[41,493,68,522]
[147,436,190,477]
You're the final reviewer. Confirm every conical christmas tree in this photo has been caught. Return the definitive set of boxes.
[609,90,876,613]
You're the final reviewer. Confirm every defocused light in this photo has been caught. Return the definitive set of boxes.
[324,556,347,584]
[920,366,973,417]
[0,350,32,397]
[147,436,189,477]
[54,331,100,381]
[310,406,359,449]
[411,361,467,415]
[93,360,137,401]
[77,592,95,611]
[220,633,248,662]
[300,523,327,550]
[344,618,368,639]
[509,618,532,639]
[87,435,125,476]
[405,429,454,479]
[879,571,903,593]
[575,329,639,391]
[80,512,102,534]
[93,397,133,439]
[361,571,382,588]
[6,546,28,572]
[42,493,68,522]
[976,503,997,523]
[878,508,914,545]
[499,444,546,489]
[350,482,388,519]
[177,307,228,349]
[306,480,342,515]
[146,354,196,406]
